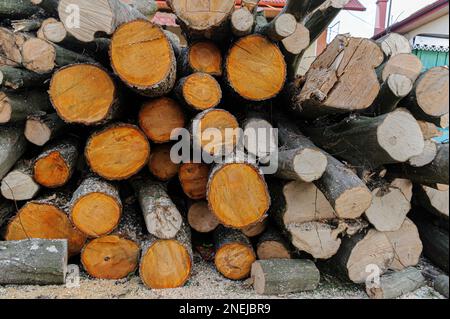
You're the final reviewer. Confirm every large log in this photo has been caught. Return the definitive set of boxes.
[148,144,180,181]
[0,124,28,180]
[0,28,26,67]
[49,64,120,125]
[175,73,222,111]
[85,123,150,181]
[251,259,320,295]
[179,41,222,77]
[24,113,66,146]
[1,159,40,201]
[0,89,51,124]
[0,66,49,90]
[110,19,176,97]
[214,226,256,280]
[179,163,210,200]
[0,239,68,285]
[0,0,40,19]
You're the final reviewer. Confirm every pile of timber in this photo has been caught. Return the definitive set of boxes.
[0,0,448,298]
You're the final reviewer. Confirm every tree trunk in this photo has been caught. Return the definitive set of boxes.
[175,73,222,111]
[179,163,210,200]
[0,89,51,124]
[0,124,27,180]
[0,66,49,90]
[366,267,425,299]
[305,109,425,167]
[281,0,327,21]
[49,63,120,125]
[0,239,68,285]
[24,113,66,146]
[69,176,122,238]
[0,0,40,19]
[110,19,176,97]
[256,226,292,260]
[251,259,320,295]
[148,144,180,182]
[85,123,150,180]
[139,222,192,289]
[187,200,219,233]
[33,138,79,188]
[179,41,223,76]
[414,185,449,220]
[375,33,412,58]
[434,275,449,298]
[214,225,256,280]
[1,159,40,201]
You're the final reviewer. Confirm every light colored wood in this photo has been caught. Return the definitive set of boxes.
[417,185,449,219]
[375,33,412,58]
[231,7,255,37]
[409,140,438,167]
[0,90,50,124]
[25,113,66,147]
[242,219,267,238]
[417,121,443,140]
[281,22,310,55]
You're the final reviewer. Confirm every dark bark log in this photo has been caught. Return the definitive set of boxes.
[255,13,297,41]
[256,226,292,260]
[414,184,448,220]
[32,0,60,15]
[0,199,15,229]
[11,18,42,32]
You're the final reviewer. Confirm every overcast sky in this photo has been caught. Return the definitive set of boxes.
[328,0,438,39]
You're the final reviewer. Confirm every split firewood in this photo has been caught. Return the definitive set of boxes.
[375,33,412,58]
[187,200,220,233]
[179,163,210,200]
[175,73,222,111]
[208,161,270,229]
[377,53,423,84]
[414,185,449,220]
[305,109,424,168]
[0,199,15,228]
[0,89,51,124]
[383,218,422,271]
[434,275,449,298]
[225,34,286,101]
[0,124,28,180]
[0,66,49,90]
[69,176,122,238]
[1,159,40,201]
[139,97,186,144]
[0,239,68,285]
[400,66,449,123]
[179,41,222,77]
[242,219,268,238]
[256,226,291,260]
[366,267,425,299]
[85,123,150,181]
[140,222,192,289]
[252,259,320,295]
[33,138,79,188]
[58,0,146,42]
[131,177,184,240]
[255,13,297,41]
[148,144,180,181]
[110,19,176,97]
[24,113,66,146]
[49,64,120,125]
[0,0,41,19]
[11,18,42,33]
[214,226,256,280]
[4,192,87,256]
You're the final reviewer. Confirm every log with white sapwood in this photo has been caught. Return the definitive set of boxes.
[409,140,438,168]
[0,239,68,285]
[1,159,40,201]
[251,259,320,295]
[255,13,297,41]
[0,124,28,180]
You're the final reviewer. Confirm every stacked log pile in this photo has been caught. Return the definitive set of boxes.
[0,0,448,298]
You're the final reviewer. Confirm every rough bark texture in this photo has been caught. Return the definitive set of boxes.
[414,185,449,220]
[0,124,28,180]
[0,89,51,124]
[1,159,41,201]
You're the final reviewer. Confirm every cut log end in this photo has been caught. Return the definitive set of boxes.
[33,151,71,188]
[0,92,12,123]
[180,73,222,110]
[148,144,180,181]
[381,53,423,82]
[1,169,40,201]
[188,201,220,233]
[81,235,140,279]
[140,239,192,289]
[257,241,291,260]
[387,74,413,97]
[179,163,209,200]
[377,33,412,57]
[42,21,67,43]
[231,8,254,37]
[271,13,297,39]
[188,41,222,76]
[215,243,256,280]
[409,140,438,167]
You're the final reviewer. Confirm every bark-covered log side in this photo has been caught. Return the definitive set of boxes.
[0,199,15,228]
[414,185,448,220]
[434,275,449,298]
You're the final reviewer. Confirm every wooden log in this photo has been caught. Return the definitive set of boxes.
[415,185,449,220]
[329,229,395,283]
[208,161,270,229]
[375,33,412,58]
[408,140,438,168]
[187,200,220,233]
[167,0,234,41]
[139,222,192,289]
[242,218,267,238]
[11,18,43,33]
[49,64,119,125]
[69,176,122,238]
[1,159,40,201]
[0,124,27,180]
[179,163,210,200]
[384,218,422,271]
[255,13,297,41]
[434,275,449,298]
[366,267,425,299]
[0,0,40,19]
[256,226,291,260]
[131,178,184,239]
[0,89,51,124]
[231,7,255,37]
[305,109,425,167]
[4,193,87,256]
[288,35,384,117]
[0,27,25,67]
[139,97,185,144]
[281,22,310,56]
[179,41,222,77]
[191,109,240,158]
[148,144,180,181]
[214,226,256,280]
[400,66,449,123]
[0,66,49,90]
[0,239,67,285]
[225,34,286,101]
[110,19,176,97]
[58,0,145,42]
[85,123,150,180]
[390,143,449,185]
[252,259,320,295]
[175,73,222,111]
[378,53,423,83]
[0,199,15,228]
[24,113,65,146]
[33,138,78,188]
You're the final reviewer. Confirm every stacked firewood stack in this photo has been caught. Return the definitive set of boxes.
[0,0,448,298]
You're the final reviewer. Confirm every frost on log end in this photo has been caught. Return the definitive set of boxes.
[0,239,68,286]
[179,163,210,200]
[85,124,150,181]
[1,159,40,201]
[226,35,286,101]
[148,144,180,181]
[110,20,176,97]
[49,64,119,125]
[179,41,223,76]
[214,226,256,280]
[176,73,222,111]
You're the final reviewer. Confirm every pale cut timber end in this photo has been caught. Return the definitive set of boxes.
[409,140,438,167]
[24,118,52,146]
[415,66,449,117]
[1,170,40,201]
[21,38,56,74]
[0,92,11,123]
[188,201,220,233]
[281,22,310,55]
[387,74,413,97]
[188,41,222,76]
[215,243,256,280]
[271,13,297,39]
[42,21,67,43]
[377,109,424,162]
[423,186,449,218]
[381,53,423,82]
[377,33,412,57]
[334,186,373,219]
[242,219,268,237]
[417,121,443,139]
